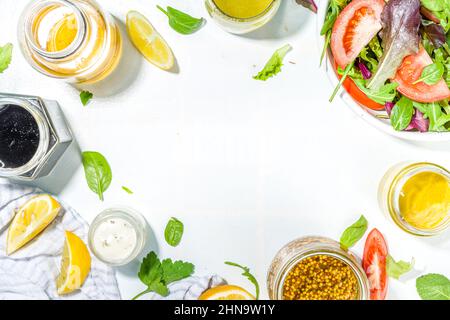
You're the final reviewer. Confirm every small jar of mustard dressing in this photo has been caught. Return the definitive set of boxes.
[205,0,281,34]
[267,236,369,300]
[378,162,450,236]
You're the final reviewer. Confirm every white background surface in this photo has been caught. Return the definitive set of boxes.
[1,0,449,300]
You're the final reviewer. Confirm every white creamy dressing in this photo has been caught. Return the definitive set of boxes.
[92,217,137,262]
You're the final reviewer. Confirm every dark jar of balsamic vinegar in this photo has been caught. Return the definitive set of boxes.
[0,93,72,180]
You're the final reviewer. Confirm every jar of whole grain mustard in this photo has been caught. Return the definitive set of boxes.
[267,236,369,300]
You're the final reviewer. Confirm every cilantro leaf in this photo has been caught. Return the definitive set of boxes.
[416,273,450,300]
[387,255,414,279]
[253,44,292,81]
[339,215,368,250]
[161,258,194,284]
[225,261,260,299]
[0,43,13,73]
[80,90,93,106]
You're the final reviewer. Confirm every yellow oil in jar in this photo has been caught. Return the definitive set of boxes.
[399,171,450,230]
[213,0,274,19]
[46,13,78,52]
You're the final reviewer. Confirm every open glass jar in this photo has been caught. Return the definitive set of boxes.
[0,93,72,181]
[18,0,122,84]
[267,236,369,300]
[378,162,450,236]
[205,0,281,34]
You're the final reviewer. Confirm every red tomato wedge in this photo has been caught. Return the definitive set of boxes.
[393,47,450,103]
[362,229,388,300]
[331,0,385,68]
[332,61,385,110]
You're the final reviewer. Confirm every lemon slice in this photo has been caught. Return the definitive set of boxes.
[126,10,174,70]
[198,285,256,300]
[6,194,61,255]
[56,231,91,295]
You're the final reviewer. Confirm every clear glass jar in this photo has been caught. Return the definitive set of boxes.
[88,207,147,266]
[205,0,281,34]
[267,236,369,300]
[0,93,73,181]
[18,0,122,84]
[378,162,450,236]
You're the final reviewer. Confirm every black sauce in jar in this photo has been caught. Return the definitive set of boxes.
[0,104,40,169]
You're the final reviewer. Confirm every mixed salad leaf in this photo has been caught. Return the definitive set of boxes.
[323,0,450,132]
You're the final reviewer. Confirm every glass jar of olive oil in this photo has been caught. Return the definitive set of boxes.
[267,236,369,300]
[378,162,450,236]
[18,0,122,84]
[205,0,281,34]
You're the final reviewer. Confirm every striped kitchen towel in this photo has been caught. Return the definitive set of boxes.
[0,182,121,300]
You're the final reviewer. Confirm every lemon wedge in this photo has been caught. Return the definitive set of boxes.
[56,231,91,295]
[6,194,61,255]
[126,10,174,70]
[198,285,256,300]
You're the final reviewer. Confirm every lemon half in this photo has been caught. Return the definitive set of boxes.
[199,285,256,300]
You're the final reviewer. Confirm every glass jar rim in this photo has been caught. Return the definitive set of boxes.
[268,236,369,300]
[23,0,87,60]
[88,206,147,266]
[207,0,280,21]
[0,97,50,177]
[387,162,450,236]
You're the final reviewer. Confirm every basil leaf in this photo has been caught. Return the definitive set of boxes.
[0,43,12,73]
[413,62,444,85]
[387,255,414,279]
[253,44,292,81]
[391,96,414,131]
[164,217,184,247]
[416,273,450,300]
[354,80,398,104]
[157,5,204,35]
[82,151,112,201]
[339,215,368,250]
[80,90,93,106]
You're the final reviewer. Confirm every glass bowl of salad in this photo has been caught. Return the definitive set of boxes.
[317,0,450,141]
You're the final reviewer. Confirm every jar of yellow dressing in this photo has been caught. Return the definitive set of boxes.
[205,0,281,34]
[18,0,122,84]
[378,162,450,236]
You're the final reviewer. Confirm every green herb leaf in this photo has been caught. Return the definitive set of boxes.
[354,80,398,104]
[412,63,444,85]
[0,43,13,73]
[225,261,260,300]
[80,91,93,106]
[391,96,414,131]
[416,273,450,300]
[122,186,133,194]
[321,0,340,35]
[387,255,414,280]
[421,0,444,12]
[427,102,444,131]
[330,60,354,102]
[133,251,194,300]
[320,31,331,66]
[81,151,112,201]
[157,5,204,35]
[164,217,184,247]
[253,44,292,81]
[339,215,368,250]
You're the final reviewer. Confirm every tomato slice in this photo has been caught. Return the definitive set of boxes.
[362,229,388,300]
[393,47,450,103]
[331,0,385,68]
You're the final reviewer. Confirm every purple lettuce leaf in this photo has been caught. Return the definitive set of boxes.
[367,0,421,90]
[423,23,446,48]
[385,102,395,116]
[406,109,429,132]
[295,0,317,13]
[357,59,372,80]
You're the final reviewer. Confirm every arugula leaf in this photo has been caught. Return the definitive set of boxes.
[320,31,331,66]
[330,60,354,102]
[412,62,444,85]
[391,96,414,131]
[81,151,112,201]
[421,0,444,12]
[321,0,340,35]
[416,273,450,300]
[122,186,133,194]
[354,80,398,104]
[428,102,444,131]
[133,251,194,300]
[387,255,414,279]
[225,261,260,300]
[80,91,93,106]
[157,6,204,35]
[339,215,368,250]
[164,217,184,247]
[253,44,292,81]
[0,43,12,73]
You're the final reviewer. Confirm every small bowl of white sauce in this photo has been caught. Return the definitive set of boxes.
[88,207,147,266]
